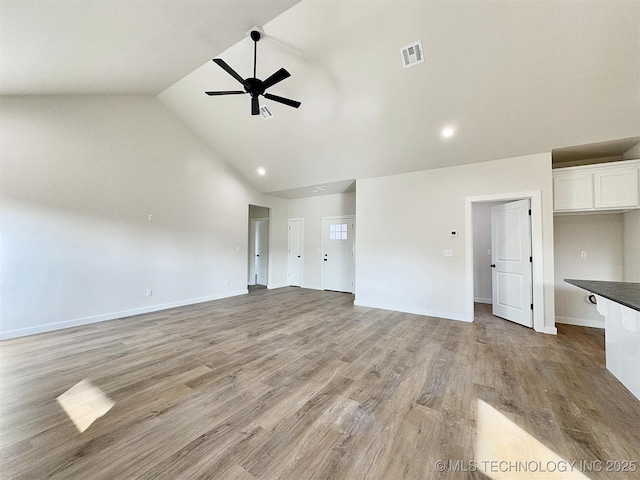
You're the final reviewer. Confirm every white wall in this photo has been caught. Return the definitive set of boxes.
[472,202,502,303]
[554,214,624,328]
[623,209,640,282]
[0,96,287,339]
[287,192,356,290]
[355,153,556,333]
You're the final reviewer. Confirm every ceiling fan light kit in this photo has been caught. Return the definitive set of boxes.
[205,28,301,116]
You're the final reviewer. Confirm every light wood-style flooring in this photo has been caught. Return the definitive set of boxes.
[1,287,639,479]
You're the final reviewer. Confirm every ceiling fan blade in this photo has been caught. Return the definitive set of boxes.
[252,96,260,116]
[264,93,301,109]
[205,90,246,96]
[212,59,249,88]
[262,68,291,90]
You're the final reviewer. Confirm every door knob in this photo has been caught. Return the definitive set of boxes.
[490,264,496,268]
[297,255,301,258]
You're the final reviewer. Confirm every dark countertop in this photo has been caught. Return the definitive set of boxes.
[565,279,640,312]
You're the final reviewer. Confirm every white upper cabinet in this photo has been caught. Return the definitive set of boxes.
[553,160,640,212]
[593,166,639,209]
[553,172,593,211]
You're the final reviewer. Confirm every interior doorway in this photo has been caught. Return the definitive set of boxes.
[471,199,533,328]
[466,191,546,332]
[248,205,270,287]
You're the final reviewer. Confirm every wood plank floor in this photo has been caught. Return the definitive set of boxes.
[1,287,639,479]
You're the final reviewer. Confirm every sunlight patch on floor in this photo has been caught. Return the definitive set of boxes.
[475,399,590,479]
[56,379,114,433]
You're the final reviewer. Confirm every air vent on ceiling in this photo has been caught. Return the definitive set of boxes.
[259,105,273,119]
[400,41,424,68]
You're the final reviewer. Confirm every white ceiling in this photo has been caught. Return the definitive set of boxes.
[3,1,640,197]
[0,0,300,95]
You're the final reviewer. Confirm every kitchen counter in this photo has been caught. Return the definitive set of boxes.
[565,279,640,312]
[565,279,640,401]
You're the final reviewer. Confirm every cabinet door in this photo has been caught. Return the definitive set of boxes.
[594,167,639,209]
[553,173,593,211]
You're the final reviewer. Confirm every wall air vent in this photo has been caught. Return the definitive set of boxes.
[400,41,424,68]
[259,105,273,119]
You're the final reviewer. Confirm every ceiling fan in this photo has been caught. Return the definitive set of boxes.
[205,29,301,116]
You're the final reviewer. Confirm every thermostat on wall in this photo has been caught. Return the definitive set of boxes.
[450,230,458,237]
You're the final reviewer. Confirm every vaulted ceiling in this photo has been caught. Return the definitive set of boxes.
[3,1,639,197]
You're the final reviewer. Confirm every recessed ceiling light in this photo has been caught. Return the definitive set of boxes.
[257,167,266,176]
[441,127,455,138]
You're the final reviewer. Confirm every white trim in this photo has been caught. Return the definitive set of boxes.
[555,316,604,329]
[354,300,469,322]
[0,290,248,340]
[474,297,492,305]
[465,190,552,334]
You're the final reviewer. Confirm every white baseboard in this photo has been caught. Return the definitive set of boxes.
[555,315,604,329]
[474,297,492,304]
[0,290,248,340]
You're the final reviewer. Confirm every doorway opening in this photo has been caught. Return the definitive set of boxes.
[248,205,270,288]
[465,191,548,333]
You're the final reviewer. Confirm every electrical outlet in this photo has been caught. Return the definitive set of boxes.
[148,214,154,222]
[146,289,152,297]
[443,249,454,257]
[580,251,587,259]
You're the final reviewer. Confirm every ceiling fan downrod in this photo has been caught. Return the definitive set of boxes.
[204,28,301,116]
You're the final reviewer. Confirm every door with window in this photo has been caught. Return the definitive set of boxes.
[322,216,355,293]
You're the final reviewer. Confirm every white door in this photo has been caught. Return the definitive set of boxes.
[288,219,304,287]
[491,199,533,327]
[256,219,269,286]
[322,216,355,293]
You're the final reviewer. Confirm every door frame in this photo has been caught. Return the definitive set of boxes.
[465,191,551,333]
[321,215,356,293]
